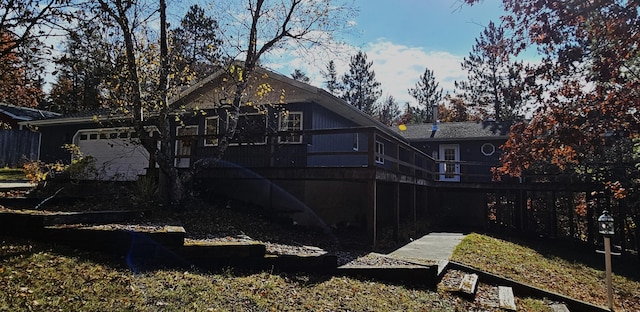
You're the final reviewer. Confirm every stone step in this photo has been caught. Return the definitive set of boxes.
[498,286,516,311]
[458,273,479,297]
[549,303,570,312]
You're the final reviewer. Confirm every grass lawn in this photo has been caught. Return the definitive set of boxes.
[0,234,561,312]
[452,233,640,311]
[0,236,457,311]
[0,168,26,181]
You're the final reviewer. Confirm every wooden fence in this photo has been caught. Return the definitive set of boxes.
[0,129,40,167]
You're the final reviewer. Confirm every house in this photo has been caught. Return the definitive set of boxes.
[393,121,512,183]
[389,121,513,229]
[0,103,60,167]
[21,68,509,243]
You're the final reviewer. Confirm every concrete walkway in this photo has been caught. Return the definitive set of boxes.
[387,232,467,275]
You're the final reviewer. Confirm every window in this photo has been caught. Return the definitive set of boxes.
[279,112,303,144]
[204,117,219,146]
[352,133,359,151]
[375,141,385,164]
[481,143,495,156]
[229,113,267,145]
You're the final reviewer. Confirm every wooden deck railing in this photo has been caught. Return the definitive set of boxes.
[175,126,499,183]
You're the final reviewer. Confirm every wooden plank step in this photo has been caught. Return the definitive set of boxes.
[498,286,516,311]
[458,273,478,296]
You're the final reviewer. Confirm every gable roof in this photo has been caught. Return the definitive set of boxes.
[17,66,405,142]
[393,121,512,141]
[171,66,406,141]
[0,103,60,121]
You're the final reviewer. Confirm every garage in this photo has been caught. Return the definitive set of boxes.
[74,128,151,181]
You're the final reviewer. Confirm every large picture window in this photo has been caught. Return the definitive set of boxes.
[204,117,219,146]
[229,113,267,145]
[278,112,303,144]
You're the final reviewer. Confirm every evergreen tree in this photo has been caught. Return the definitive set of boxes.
[48,19,116,113]
[341,51,381,116]
[322,60,340,95]
[171,4,222,81]
[408,67,442,122]
[455,21,526,121]
[377,95,400,126]
[291,68,310,83]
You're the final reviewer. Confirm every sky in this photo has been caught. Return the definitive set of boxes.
[43,0,519,106]
[263,0,515,106]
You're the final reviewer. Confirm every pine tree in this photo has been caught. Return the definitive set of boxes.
[48,19,116,113]
[322,60,340,95]
[171,4,222,81]
[291,68,310,83]
[455,21,526,121]
[341,51,381,116]
[377,95,400,126]
[408,67,442,122]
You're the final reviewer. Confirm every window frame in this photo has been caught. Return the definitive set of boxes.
[227,113,267,146]
[278,111,303,144]
[174,125,198,168]
[204,116,220,146]
[352,133,359,151]
[375,141,385,164]
[481,142,496,156]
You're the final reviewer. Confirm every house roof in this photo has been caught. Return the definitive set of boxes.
[393,121,512,141]
[170,65,407,141]
[0,103,60,121]
[17,65,405,142]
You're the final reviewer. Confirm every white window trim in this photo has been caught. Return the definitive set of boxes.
[278,111,303,144]
[481,142,496,156]
[375,141,385,164]
[73,127,156,143]
[204,116,219,146]
[352,133,359,151]
[228,113,267,146]
[174,125,198,168]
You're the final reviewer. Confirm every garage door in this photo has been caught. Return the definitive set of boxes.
[74,128,150,181]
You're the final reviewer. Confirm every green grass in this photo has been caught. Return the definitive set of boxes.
[0,236,459,311]
[0,167,26,181]
[0,235,559,312]
[451,233,640,311]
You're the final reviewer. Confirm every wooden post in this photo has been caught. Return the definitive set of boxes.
[604,236,614,311]
[393,182,400,242]
[412,184,417,228]
[367,180,377,248]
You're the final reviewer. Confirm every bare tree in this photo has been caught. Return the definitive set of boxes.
[89,0,355,206]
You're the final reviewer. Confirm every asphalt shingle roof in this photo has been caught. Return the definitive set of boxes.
[0,103,60,121]
[393,121,512,141]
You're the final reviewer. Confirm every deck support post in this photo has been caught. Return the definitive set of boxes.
[367,179,377,248]
[393,182,400,242]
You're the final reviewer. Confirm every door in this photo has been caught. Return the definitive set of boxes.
[439,144,460,182]
[175,125,198,168]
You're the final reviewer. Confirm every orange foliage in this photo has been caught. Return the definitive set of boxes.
[0,32,43,107]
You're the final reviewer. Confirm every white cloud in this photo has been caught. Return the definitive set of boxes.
[264,38,466,106]
[364,40,465,104]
